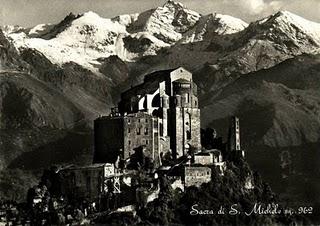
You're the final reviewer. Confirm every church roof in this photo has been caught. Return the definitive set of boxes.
[173,78,190,83]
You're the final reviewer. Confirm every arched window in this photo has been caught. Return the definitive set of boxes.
[185,112,191,140]
[152,93,160,107]
[186,131,191,140]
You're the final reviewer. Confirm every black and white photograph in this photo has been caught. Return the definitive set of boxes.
[0,0,320,225]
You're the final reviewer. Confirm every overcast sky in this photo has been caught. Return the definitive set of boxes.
[1,0,319,27]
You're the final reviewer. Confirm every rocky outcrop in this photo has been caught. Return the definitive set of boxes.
[0,29,29,71]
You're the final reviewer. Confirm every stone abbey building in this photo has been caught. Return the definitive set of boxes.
[94,67,201,166]
[57,66,244,201]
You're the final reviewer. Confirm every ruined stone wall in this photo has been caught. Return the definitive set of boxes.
[60,167,104,200]
[184,166,211,187]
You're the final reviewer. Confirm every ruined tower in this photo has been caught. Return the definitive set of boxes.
[228,116,244,157]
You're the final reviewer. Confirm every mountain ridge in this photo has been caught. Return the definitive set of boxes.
[2,0,320,144]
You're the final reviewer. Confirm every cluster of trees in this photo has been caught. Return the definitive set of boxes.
[136,161,304,225]
[0,169,38,201]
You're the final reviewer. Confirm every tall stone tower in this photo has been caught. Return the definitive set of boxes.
[170,76,201,159]
[228,116,244,157]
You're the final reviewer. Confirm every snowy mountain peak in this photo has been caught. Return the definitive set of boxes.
[211,13,248,34]
[54,11,127,42]
[163,0,185,9]
[180,13,248,43]
[77,11,114,25]
[135,1,200,43]
[1,25,25,35]
[28,24,54,37]
[112,13,140,27]
[257,10,320,45]
[81,11,100,18]
[275,10,295,17]
[268,10,319,26]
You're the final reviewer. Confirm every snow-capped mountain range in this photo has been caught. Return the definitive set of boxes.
[3,1,320,77]
[1,0,320,136]
[4,1,205,73]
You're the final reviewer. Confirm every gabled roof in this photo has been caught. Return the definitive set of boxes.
[143,67,181,81]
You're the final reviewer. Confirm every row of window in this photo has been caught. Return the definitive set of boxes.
[172,95,198,106]
[128,139,149,145]
[127,118,148,123]
[186,171,210,177]
[128,127,149,135]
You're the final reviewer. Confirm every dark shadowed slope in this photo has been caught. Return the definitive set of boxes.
[201,54,320,148]
[200,54,320,214]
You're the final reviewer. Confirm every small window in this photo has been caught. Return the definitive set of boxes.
[137,128,141,135]
[160,125,163,136]
[145,140,149,145]
[145,118,148,123]
[128,119,131,124]
[128,140,131,145]
[144,128,149,135]
[128,128,131,133]
[187,130,191,140]
[138,119,141,123]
